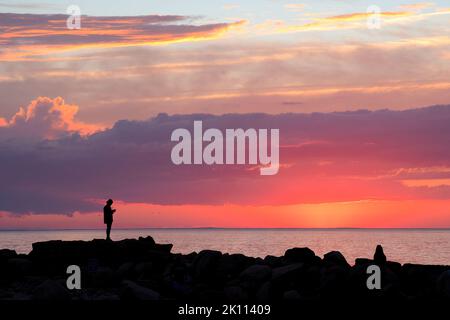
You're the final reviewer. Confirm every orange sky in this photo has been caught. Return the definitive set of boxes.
[1,3,450,229]
[2,199,450,229]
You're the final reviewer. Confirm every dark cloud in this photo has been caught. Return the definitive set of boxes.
[1,103,450,215]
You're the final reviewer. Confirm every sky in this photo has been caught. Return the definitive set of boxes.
[0,1,450,229]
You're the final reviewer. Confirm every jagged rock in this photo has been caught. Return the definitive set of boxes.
[239,265,272,282]
[120,280,160,300]
[33,279,70,300]
[374,245,387,265]
[323,251,350,268]
[284,247,317,264]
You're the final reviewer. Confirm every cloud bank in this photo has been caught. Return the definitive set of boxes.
[1,98,450,215]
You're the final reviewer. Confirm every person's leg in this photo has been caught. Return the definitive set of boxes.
[106,223,111,240]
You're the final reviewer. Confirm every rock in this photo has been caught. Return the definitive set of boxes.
[134,262,153,279]
[115,262,135,279]
[216,254,253,278]
[0,288,12,299]
[255,281,271,302]
[0,249,17,261]
[283,289,302,300]
[386,261,402,275]
[355,258,373,266]
[271,263,304,285]
[138,236,156,246]
[240,265,272,282]
[323,251,350,268]
[154,243,173,253]
[8,258,33,276]
[224,286,248,301]
[320,265,350,295]
[92,267,115,287]
[374,245,387,265]
[120,280,160,300]
[33,279,70,300]
[263,255,281,267]
[437,270,450,298]
[91,291,120,300]
[284,247,317,264]
[193,250,222,279]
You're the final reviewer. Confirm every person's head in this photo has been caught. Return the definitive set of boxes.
[106,199,113,206]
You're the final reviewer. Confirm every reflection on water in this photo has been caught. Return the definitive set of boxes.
[1,229,449,265]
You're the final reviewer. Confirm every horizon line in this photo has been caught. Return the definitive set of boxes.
[1,227,450,232]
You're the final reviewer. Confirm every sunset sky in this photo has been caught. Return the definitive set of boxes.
[1,1,450,229]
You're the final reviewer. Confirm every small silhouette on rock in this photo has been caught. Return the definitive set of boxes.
[374,245,387,265]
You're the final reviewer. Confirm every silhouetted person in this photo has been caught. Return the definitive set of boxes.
[103,199,116,240]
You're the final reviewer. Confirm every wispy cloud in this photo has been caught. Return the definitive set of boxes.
[399,2,434,11]
[0,1,60,10]
[284,3,305,12]
[0,13,245,60]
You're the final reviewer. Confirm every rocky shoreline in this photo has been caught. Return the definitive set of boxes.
[1,236,450,301]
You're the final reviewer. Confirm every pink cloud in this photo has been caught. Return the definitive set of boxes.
[1,96,102,140]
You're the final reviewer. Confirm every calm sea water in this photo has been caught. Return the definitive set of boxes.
[1,229,450,265]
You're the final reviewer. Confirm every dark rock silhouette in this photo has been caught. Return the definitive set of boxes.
[374,244,387,265]
[0,237,449,301]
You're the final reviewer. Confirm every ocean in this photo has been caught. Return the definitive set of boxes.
[1,228,450,265]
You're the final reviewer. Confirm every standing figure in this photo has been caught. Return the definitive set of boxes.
[103,199,116,240]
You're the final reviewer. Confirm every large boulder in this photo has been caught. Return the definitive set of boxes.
[284,247,317,264]
[271,263,304,285]
[323,251,350,268]
[216,253,254,279]
[240,265,272,283]
[193,250,222,280]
